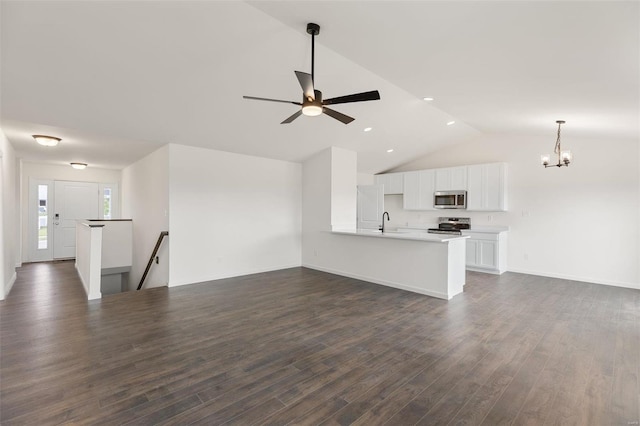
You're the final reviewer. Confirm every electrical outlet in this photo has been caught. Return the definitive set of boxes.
[524,253,529,261]
[314,250,318,257]
[487,215,493,222]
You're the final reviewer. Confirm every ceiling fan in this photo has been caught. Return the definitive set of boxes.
[243,23,381,125]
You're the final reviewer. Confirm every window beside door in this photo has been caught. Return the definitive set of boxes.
[38,184,48,249]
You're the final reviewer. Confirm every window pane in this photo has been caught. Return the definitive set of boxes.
[103,188,112,219]
[38,185,48,249]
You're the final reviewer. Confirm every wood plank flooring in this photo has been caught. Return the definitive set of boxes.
[1,261,638,425]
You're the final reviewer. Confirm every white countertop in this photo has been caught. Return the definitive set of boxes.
[331,228,469,243]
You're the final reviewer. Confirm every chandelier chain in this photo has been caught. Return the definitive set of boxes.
[554,122,562,154]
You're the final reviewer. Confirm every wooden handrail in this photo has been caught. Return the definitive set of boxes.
[137,231,169,290]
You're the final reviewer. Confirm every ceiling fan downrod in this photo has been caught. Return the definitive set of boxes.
[307,23,320,85]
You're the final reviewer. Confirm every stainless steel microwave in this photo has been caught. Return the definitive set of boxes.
[434,190,467,209]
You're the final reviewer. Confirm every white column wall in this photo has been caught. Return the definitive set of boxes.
[167,144,301,287]
[0,130,19,299]
[331,147,358,230]
[121,145,170,290]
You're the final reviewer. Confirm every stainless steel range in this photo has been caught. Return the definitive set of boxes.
[428,217,470,235]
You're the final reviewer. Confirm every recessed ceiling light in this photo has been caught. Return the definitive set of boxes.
[32,135,61,147]
[387,149,394,153]
[446,121,456,126]
[70,162,88,170]
[423,97,434,101]
[363,127,372,132]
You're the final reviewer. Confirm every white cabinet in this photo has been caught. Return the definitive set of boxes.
[466,163,507,211]
[462,230,507,274]
[374,172,404,195]
[434,167,467,191]
[403,170,435,210]
[375,162,507,212]
[357,185,384,229]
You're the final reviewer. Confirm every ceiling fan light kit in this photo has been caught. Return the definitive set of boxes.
[243,23,380,125]
[302,90,323,116]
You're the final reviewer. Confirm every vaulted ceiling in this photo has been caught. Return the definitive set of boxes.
[1,1,638,173]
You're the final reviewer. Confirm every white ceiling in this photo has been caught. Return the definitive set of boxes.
[1,1,638,174]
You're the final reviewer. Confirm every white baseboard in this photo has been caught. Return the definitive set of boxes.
[302,263,450,300]
[507,268,639,290]
[169,262,303,288]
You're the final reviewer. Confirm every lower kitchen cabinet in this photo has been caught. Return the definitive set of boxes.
[462,230,507,274]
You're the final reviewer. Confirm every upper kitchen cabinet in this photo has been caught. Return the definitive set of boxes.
[434,167,468,191]
[357,184,385,229]
[403,170,435,210]
[466,163,507,211]
[374,172,404,195]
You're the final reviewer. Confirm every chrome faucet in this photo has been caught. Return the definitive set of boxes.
[380,211,390,233]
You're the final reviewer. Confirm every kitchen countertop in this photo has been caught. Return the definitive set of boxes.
[331,228,469,243]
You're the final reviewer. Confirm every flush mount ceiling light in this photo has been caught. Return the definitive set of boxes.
[423,97,434,101]
[363,127,372,132]
[386,149,394,153]
[541,120,572,168]
[446,121,456,126]
[70,162,87,170]
[32,135,61,147]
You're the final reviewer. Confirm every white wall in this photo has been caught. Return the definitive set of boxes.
[20,161,121,263]
[357,173,375,186]
[302,147,357,267]
[0,130,19,299]
[301,147,357,265]
[168,144,301,287]
[387,132,639,289]
[121,145,170,290]
[331,148,358,230]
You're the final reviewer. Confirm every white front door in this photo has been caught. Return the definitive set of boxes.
[53,181,100,259]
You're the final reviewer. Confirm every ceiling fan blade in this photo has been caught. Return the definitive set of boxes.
[295,71,315,99]
[323,90,381,106]
[323,107,355,125]
[281,110,303,124]
[243,96,302,106]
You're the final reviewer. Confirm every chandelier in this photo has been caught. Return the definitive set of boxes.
[541,120,571,168]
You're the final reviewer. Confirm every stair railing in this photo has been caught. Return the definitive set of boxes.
[137,231,169,290]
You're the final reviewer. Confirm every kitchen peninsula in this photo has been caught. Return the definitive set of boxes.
[324,229,468,300]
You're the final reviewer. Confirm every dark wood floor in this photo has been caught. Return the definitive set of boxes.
[1,261,638,425]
